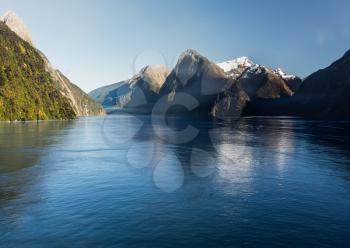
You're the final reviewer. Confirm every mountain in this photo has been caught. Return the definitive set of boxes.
[0,21,75,120]
[243,50,350,118]
[292,49,350,117]
[89,64,170,113]
[90,47,350,120]
[156,49,248,119]
[1,11,104,118]
[0,11,32,45]
[217,57,302,99]
[89,81,127,106]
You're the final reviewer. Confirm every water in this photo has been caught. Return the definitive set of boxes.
[0,115,350,247]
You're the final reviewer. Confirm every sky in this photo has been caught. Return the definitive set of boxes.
[1,0,350,92]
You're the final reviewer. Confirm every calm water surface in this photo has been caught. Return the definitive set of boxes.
[0,115,350,247]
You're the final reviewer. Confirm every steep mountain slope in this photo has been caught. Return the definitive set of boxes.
[157,49,248,118]
[0,21,75,120]
[1,11,104,117]
[37,51,104,116]
[90,65,170,113]
[293,49,350,117]
[0,11,32,45]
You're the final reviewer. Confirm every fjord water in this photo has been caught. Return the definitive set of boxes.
[0,115,350,247]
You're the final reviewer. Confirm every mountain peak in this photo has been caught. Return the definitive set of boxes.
[178,49,204,62]
[183,48,200,55]
[217,56,255,73]
[0,10,33,44]
[273,68,296,80]
[140,64,170,89]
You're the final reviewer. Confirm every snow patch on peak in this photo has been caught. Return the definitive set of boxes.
[217,56,257,78]
[273,68,296,80]
[1,10,33,44]
[217,56,255,73]
[218,56,298,81]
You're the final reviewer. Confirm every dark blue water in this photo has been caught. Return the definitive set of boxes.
[1,115,350,247]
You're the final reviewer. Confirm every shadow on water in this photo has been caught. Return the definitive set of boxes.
[0,121,74,204]
[0,121,75,173]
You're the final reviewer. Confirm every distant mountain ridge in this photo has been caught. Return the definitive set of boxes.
[89,65,170,113]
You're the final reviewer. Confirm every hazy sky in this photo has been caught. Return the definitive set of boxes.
[1,0,350,92]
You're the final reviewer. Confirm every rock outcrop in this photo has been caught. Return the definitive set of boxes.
[0,11,32,45]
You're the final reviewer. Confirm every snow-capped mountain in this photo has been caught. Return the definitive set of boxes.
[217,56,302,100]
[217,57,255,78]
[217,56,297,81]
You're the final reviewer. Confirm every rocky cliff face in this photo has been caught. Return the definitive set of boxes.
[0,21,76,121]
[211,82,249,121]
[38,51,104,116]
[0,11,32,45]
[1,11,104,117]
[157,49,248,119]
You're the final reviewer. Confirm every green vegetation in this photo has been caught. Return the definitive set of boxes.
[0,21,76,121]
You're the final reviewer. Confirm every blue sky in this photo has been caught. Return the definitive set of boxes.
[1,0,350,92]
